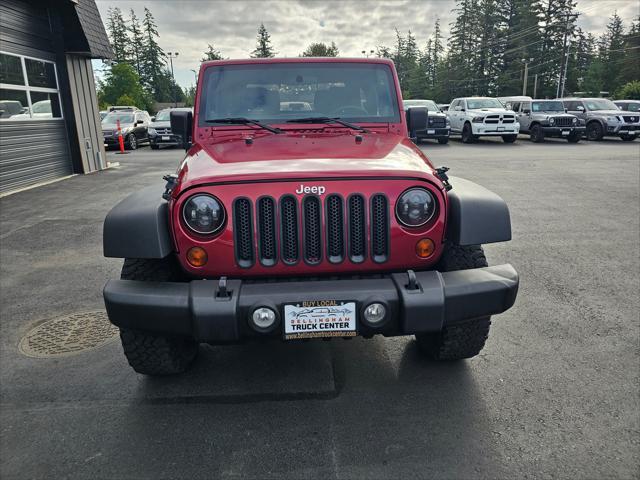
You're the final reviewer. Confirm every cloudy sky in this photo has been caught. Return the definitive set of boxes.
[95,0,639,88]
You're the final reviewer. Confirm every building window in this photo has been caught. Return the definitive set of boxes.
[0,52,63,120]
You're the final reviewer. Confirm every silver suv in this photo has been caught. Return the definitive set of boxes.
[561,98,639,142]
[505,98,584,143]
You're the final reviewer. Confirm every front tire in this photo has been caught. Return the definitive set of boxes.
[586,122,604,141]
[118,258,198,375]
[126,133,138,150]
[621,135,636,142]
[502,134,517,143]
[415,244,492,360]
[438,137,449,145]
[567,132,581,143]
[461,123,476,144]
[529,124,544,143]
[150,143,160,150]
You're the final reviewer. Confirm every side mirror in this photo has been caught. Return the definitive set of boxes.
[135,120,144,125]
[151,116,156,122]
[454,105,462,111]
[576,106,585,112]
[564,108,568,113]
[171,109,193,150]
[406,107,428,141]
[523,109,531,114]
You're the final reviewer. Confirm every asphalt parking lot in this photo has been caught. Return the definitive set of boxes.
[1,135,638,479]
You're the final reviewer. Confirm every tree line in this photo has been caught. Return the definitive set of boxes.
[99,2,639,112]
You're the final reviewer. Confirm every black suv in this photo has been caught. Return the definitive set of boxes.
[403,99,450,144]
[102,109,151,150]
[148,108,193,149]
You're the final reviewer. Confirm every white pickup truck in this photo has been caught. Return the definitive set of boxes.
[447,97,520,143]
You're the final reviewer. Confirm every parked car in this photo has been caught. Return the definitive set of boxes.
[0,100,27,118]
[403,99,450,144]
[560,98,639,141]
[10,99,55,119]
[613,100,640,112]
[504,97,584,143]
[148,107,193,149]
[447,97,520,143]
[102,57,519,375]
[101,109,151,150]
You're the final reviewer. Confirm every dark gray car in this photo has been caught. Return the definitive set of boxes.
[510,99,584,143]
[561,98,639,142]
[403,99,450,144]
[148,108,193,149]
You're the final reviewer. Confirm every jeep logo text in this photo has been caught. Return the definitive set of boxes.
[295,184,326,195]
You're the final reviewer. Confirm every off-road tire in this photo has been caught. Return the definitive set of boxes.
[438,137,449,145]
[119,258,197,375]
[567,132,581,143]
[461,123,476,144]
[621,135,636,142]
[415,244,492,360]
[530,124,544,143]
[126,133,138,150]
[150,143,160,150]
[586,122,603,141]
[502,134,517,143]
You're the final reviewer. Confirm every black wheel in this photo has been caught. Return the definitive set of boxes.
[438,137,449,145]
[150,143,160,150]
[461,123,476,144]
[415,244,492,360]
[529,124,544,143]
[567,132,581,143]
[586,122,603,141]
[502,134,517,143]
[118,258,198,375]
[126,133,138,150]
[621,135,636,142]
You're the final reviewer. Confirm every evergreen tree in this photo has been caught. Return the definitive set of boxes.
[141,7,166,96]
[127,9,144,77]
[106,7,129,63]
[603,12,626,93]
[202,44,223,61]
[617,16,640,87]
[301,42,339,57]
[251,24,276,58]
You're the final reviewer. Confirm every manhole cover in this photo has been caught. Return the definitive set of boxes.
[19,311,119,358]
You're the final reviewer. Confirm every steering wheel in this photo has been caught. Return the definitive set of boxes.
[331,105,369,117]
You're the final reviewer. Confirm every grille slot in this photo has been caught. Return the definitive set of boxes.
[623,115,638,123]
[348,195,366,263]
[257,197,277,266]
[233,198,254,268]
[326,195,345,263]
[302,196,322,264]
[280,196,300,264]
[371,194,389,263]
[554,117,573,127]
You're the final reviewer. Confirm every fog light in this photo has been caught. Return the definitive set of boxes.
[416,238,435,258]
[187,246,208,267]
[363,303,386,326]
[252,307,276,330]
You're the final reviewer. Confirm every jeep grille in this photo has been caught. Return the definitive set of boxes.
[554,117,573,127]
[232,193,390,268]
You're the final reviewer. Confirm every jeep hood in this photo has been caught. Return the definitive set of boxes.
[176,132,440,192]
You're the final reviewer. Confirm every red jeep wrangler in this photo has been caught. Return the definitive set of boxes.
[103,58,519,375]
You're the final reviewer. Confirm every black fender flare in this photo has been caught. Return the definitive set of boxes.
[446,176,512,246]
[103,185,173,259]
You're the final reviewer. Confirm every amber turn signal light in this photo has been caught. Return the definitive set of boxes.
[187,246,208,267]
[415,238,435,258]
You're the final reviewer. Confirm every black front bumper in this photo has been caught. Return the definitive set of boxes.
[150,134,181,146]
[541,126,585,136]
[416,127,450,139]
[104,264,519,343]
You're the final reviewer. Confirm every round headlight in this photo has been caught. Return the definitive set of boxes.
[549,117,555,124]
[395,188,436,227]
[572,117,577,124]
[182,194,225,234]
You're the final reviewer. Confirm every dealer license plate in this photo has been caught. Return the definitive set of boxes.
[162,136,171,141]
[561,130,570,135]
[497,126,505,131]
[427,129,435,134]
[284,301,357,340]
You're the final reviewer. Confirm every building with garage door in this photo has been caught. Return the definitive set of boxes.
[0,0,113,195]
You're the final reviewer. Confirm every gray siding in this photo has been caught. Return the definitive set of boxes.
[66,55,105,173]
[0,120,73,195]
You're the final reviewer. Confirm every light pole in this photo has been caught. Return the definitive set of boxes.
[190,69,198,85]
[522,58,533,96]
[361,50,375,58]
[167,51,179,107]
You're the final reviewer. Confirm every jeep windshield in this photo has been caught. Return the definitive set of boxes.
[532,101,564,112]
[467,98,503,109]
[585,99,619,111]
[198,62,400,126]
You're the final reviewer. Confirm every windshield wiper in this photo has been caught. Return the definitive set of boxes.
[286,117,370,133]
[205,117,282,134]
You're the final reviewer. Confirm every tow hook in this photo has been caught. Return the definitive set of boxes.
[162,174,179,200]
[435,166,452,191]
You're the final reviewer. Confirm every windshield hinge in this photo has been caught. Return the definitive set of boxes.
[435,166,452,191]
[162,174,179,200]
